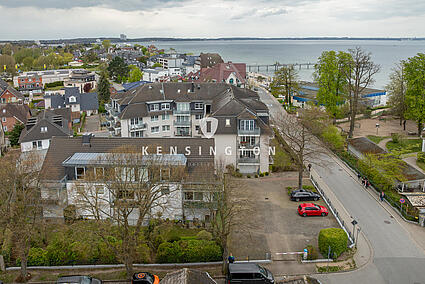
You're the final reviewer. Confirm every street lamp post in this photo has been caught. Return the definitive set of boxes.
[376,123,380,135]
[351,219,358,242]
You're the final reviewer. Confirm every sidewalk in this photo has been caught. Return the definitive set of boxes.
[310,169,372,271]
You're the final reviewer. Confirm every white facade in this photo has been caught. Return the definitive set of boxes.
[142,68,170,82]
[21,139,50,152]
[14,69,85,88]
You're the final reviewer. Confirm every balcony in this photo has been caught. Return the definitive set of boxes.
[238,156,260,164]
[175,130,191,137]
[239,142,260,149]
[105,103,112,111]
[174,120,191,126]
[130,123,147,130]
[238,128,261,136]
[174,109,191,115]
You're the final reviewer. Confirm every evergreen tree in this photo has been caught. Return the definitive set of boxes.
[107,57,129,83]
[98,71,111,104]
[9,123,24,146]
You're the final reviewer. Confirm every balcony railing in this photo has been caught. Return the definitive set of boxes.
[238,128,261,136]
[174,109,191,115]
[238,142,260,149]
[174,120,191,126]
[175,131,191,137]
[130,123,147,130]
[238,156,260,164]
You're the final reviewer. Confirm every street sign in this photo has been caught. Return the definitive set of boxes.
[351,220,358,226]
[400,198,406,204]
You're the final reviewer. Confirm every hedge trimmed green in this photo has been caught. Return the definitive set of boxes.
[318,228,348,259]
[156,240,222,263]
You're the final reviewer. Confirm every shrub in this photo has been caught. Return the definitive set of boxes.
[166,230,181,243]
[196,230,213,241]
[391,133,401,144]
[321,126,345,151]
[255,174,259,178]
[157,240,221,263]
[318,228,348,259]
[306,245,318,260]
[259,173,264,177]
[265,172,269,176]
[247,175,251,178]
[418,152,425,163]
[27,247,48,266]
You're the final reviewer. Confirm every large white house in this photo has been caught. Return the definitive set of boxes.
[106,82,273,174]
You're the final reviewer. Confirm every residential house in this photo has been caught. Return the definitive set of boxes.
[44,87,99,117]
[107,82,273,174]
[0,104,31,132]
[142,68,171,82]
[63,70,97,93]
[189,62,247,88]
[0,78,25,103]
[195,53,224,69]
[19,108,73,152]
[39,135,217,222]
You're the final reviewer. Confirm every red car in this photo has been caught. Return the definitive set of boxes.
[298,203,328,217]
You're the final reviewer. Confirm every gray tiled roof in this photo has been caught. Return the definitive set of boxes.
[80,92,99,111]
[19,109,72,143]
[0,104,31,124]
[50,88,98,111]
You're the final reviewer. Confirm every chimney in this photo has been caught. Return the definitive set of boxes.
[191,82,195,93]
[82,133,93,146]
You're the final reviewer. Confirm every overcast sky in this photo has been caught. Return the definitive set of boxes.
[1,0,424,40]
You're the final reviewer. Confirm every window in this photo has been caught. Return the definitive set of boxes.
[40,126,48,133]
[195,114,203,120]
[161,168,171,181]
[37,140,42,148]
[69,96,76,103]
[184,192,194,201]
[162,125,170,131]
[176,103,189,111]
[130,117,141,125]
[176,115,189,122]
[161,185,170,195]
[76,167,85,180]
[149,104,159,111]
[241,136,256,145]
[1,117,5,122]
[194,102,203,109]
[240,120,255,130]
[95,185,105,195]
[131,131,143,137]
[117,189,134,199]
[32,141,37,149]
[95,167,104,179]
[195,125,200,131]
[151,126,159,133]
[194,192,203,201]
[161,103,170,110]
[151,115,159,121]
[226,119,231,127]
[162,114,169,120]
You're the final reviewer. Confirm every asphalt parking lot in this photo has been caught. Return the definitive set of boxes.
[229,172,339,275]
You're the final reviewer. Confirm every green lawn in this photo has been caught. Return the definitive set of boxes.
[386,139,422,153]
[366,135,389,144]
[44,85,64,91]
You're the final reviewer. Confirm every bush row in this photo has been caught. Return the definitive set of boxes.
[156,240,222,263]
[318,228,348,259]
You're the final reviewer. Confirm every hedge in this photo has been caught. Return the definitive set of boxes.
[156,240,222,263]
[318,228,348,259]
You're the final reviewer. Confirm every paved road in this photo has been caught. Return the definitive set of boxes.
[257,88,425,284]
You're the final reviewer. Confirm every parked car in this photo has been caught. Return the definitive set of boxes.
[131,272,160,284]
[290,189,320,202]
[298,203,328,217]
[56,275,102,284]
[227,263,274,283]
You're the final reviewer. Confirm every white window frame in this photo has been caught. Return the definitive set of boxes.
[194,102,203,109]
[151,126,160,133]
[75,167,85,180]
[151,115,159,122]
[41,126,48,133]
[150,104,159,111]
[162,114,170,120]
[161,103,170,110]
[162,125,170,132]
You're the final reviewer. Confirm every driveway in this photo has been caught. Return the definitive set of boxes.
[84,114,100,132]
[229,172,339,276]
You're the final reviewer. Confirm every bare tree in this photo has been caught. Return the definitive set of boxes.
[342,47,380,138]
[275,109,328,190]
[71,145,186,278]
[0,151,43,282]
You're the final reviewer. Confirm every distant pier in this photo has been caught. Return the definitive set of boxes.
[247,62,315,72]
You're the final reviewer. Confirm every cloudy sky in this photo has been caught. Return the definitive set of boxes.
[1,0,424,40]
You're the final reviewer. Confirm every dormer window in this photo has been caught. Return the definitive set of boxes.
[149,104,159,111]
[40,126,48,133]
[69,96,76,103]
[161,103,170,110]
[194,102,203,109]
[226,119,231,127]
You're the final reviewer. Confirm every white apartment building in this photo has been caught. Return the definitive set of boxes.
[107,82,273,174]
